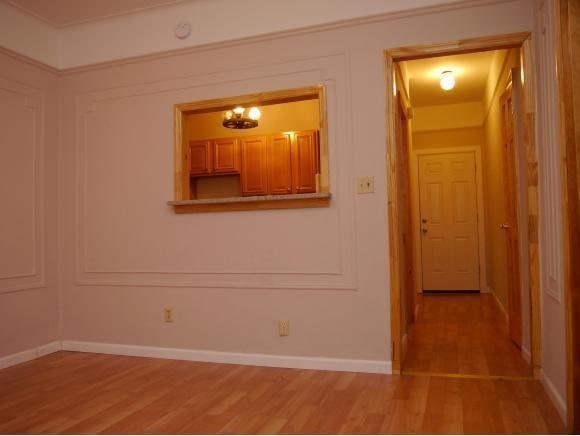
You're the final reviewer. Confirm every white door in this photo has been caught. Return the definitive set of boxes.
[418,152,480,291]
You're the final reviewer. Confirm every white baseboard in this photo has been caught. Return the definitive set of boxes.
[521,346,531,365]
[0,341,61,370]
[61,340,392,374]
[540,369,567,424]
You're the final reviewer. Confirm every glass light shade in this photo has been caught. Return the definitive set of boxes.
[232,106,245,115]
[248,107,261,120]
[440,71,455,91]
[223,110,233,120]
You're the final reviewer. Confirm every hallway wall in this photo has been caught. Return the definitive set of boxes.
[412,127,485,150]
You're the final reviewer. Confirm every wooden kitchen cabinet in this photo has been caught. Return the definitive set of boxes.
[240,135,269,196]
[189,140,212,175]
[292,130,319,194]
[213,138,240,174]
[190,130,319,198]
[189,138,240,177]
[268,134,293,195]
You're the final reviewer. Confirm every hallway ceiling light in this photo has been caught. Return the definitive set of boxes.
[440,70,456,91]
[222,106,261,129]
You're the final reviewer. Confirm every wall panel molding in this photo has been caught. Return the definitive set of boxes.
[72,54,358,290]
[537,0,564,303]
[0,76,46,294]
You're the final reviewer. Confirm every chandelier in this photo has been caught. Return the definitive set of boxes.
[222,106,261,129]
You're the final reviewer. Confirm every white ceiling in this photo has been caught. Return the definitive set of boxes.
[403,50,504,107]
[2,0,187,27]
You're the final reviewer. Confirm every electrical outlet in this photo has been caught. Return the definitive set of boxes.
[164,308,173,323]
[356,177,375,194]
[278,320,289,337]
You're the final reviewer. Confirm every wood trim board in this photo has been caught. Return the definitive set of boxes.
[555,0,580,431]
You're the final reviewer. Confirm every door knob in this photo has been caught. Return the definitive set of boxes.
[422,219,428,223]
[499,223,510,230]
[421,227,428,234]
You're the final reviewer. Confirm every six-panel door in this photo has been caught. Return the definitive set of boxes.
[418,152,480,291]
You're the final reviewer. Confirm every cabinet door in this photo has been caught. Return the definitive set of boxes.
[292,130,318,194]
[189,140,212,175]
[213,138,240,174]
[268,134,293,195]
[240,136,269,196]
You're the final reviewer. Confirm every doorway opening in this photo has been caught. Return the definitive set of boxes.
[385,33,541,379]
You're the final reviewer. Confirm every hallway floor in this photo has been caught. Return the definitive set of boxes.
[0,351,565,434]
[403,293,532,377]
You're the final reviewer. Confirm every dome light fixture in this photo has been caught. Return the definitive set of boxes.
[222,106,261,129]
[440,70,456,91]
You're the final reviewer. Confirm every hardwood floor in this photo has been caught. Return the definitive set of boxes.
[0,350,564,434]
[403,293,532,377]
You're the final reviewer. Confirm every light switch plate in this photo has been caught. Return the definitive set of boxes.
[356,177,375,194]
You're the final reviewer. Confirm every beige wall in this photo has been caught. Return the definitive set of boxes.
[186,99,319,141]
[412,101,484,132]
[0,52,60,358]
[412,127,485,150]
[0,0,568,414]
[54,1,533,365]
[0,0,537,370]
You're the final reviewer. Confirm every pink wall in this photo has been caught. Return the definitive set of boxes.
[3,0,555,382]
[0,0,569,419]
[55,0,533,363]
[0,51,60,356]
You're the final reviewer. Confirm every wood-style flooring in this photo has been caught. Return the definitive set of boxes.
[403,293,532,377]
[0,350,564,434]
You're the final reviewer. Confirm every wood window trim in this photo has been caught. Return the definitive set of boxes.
[168,192,331,213]
[170,85,330,212]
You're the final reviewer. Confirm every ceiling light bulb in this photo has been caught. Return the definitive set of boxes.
[440,71,455,91]
[223,110,233,120]
[248,107,261,120]
[232,106,245,116]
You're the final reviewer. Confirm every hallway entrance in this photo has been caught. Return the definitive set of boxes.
[385,33,541,380]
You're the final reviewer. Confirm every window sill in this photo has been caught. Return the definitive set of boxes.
[167,192,331,213]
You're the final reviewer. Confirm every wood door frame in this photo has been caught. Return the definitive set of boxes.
[410,147,486,294]
[555,0,580,431]
[394,91,414,367]
[384,31,541,376]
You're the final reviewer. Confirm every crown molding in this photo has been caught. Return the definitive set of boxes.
[2,0,187,28]
[0,0,520,72]
[0,46,59,74]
